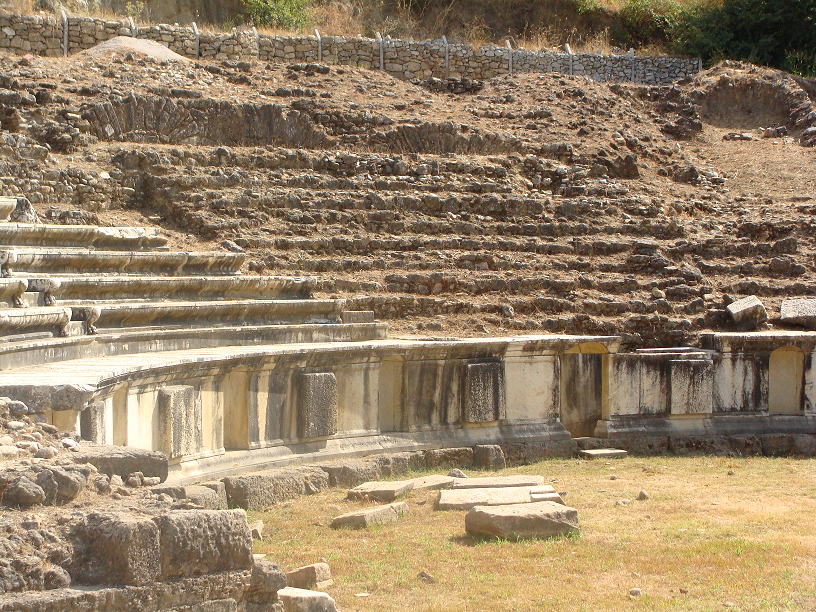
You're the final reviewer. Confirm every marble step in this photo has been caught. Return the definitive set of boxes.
[27,275,315,303]
[0,224,168,250]
[0,306,72,338]
[1,249,246,276]
[70,298,346,331]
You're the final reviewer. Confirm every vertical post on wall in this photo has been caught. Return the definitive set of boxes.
[315,28,322,63]
[629,48,635,83]
[442,35,449,79]
[697,56,702,73]
[376,32,384,71]
[506,39,513,75]
[128,16,135,37]
[564,43,573,76]
[61,10,68,57]
[191,21,199,60]
[252,26,259,59]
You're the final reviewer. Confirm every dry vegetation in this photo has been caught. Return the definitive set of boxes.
[252,456,816,612]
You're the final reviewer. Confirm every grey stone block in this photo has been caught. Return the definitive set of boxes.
[464,361,506,423]
[70,512,161,586]
[319,460,381,487]
[224,467,329,510]
[158,385,201,459]
[780,299,816,329]
[425,447,473,469]
[726,296,768,330]
[465,501,580,540]
[72,446,168,482]
[331,502,408,529]
[246,558,287,604]
[184,484,226,509]
[79,401,105,444]
[298,373,337,439]
[760,433,795,457]
[153,509,253,579]
[278,587,337,612]
[473,444,506,470]
[286,563,333,590]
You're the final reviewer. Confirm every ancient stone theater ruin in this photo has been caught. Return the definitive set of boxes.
[0,10,816,612]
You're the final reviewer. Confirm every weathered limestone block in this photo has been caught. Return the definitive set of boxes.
[465,501,580,540]
[670,359,713,415]
[224,466,329,510]
[72,446,169,481]
[727,296,768,330]
[286,563,333,590]
[437,486,561,510]
[70,512,161,586]
[298,372,338,439]
[278,587,338,612]
[451,475,546,489]
[184,484,227,509]
[780,298,816,329]
[331,501,409,529]
[473,444,506,469]
[319,460,381,487]
[158,384,201,459]
[464,361,506,422]
[247,557,287,604]
[153,509,253,579]
[347,480,414,502]
[425,447,473,468]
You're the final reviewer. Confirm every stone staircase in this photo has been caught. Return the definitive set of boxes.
[0,196,385,342]
[109,145,815,344]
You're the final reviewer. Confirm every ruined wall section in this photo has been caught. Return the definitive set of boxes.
[0,11,700,84]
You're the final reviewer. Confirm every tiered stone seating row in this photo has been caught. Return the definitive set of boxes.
[0,197,384,343]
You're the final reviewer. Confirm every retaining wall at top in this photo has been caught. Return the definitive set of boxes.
[0,11,701,84]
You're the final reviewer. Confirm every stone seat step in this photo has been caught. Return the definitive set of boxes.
[0,279,28,307]
[0,224,168,250]
[26,275,315,303]
[1,249,246,276]
[0,306,72,338]
[0,322,389,370]
[70,299,346,331]
[0,197,16,221]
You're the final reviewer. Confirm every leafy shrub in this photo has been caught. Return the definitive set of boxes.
[613,0,683,48]
[672,0,816,76]
[242,0,312,30]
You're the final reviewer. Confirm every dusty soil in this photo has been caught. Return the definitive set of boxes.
[1,49,815,345]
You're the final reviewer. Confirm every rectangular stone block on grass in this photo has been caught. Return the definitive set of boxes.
[465,501,580,540]
[224,466,329,510]
[298,372,338,439]
[437,485,560,510]
[578,448,628,459]
[331,502,409,529]
[278,587,338,612]
[348,480,414,502]
[286,562,333,590]
[451,475,546,489]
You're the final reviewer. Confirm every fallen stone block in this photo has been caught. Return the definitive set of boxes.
[465,501,580,540]
[69,512,161,586]
[473,444,506,470]
[278,586,338,612]
[224,466,329,510]
[331,502,409,529]
[780,298,816,329]
[71,446,168,482]
[425,447,473,468]
[760,433,795,457]
[153,509,253,579]
[577,448,628,460]
[437,486,560,510]
[347,480,414,502]
[793,434,816,456]
[184,484,226,509]
[286,562,333,590]
[726,296,768,330]
[451,475,546,489]
[409,474,454,490]
[246,557,287,604]
[319,460,381,487]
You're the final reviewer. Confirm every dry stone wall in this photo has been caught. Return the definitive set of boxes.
[0,11,700,84]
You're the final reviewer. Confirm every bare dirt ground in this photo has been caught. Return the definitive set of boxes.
[252,456,816,612]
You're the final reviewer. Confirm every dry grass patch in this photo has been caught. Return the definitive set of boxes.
[252,456,816,612]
